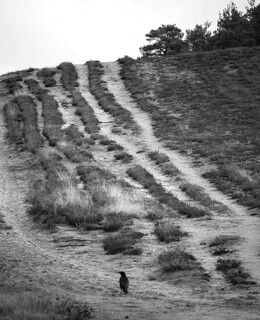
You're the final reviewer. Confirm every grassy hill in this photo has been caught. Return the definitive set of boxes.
[0,47,260,320]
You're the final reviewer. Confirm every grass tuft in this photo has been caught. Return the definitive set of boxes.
[154,219,188,242]
[103,230,144,255]
[158,248,202,272]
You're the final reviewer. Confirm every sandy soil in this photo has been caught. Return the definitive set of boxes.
[0,66,260,319]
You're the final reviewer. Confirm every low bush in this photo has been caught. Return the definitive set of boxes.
[61,145,93,163]
[160,163,180,177]
[103,230,144,255]
[39,93,65,146]
[72,91,100,134]
[58,62,78,91]
[102,212,127,232]
[107,143,124,151]
[158,248,202,272]
[77,165,115,184]
[8,96,44,152]
[37,67,57,87]
[148,151,170,164]
[154,220,188,242]
[4,75,23,94]
[216,258,255,285]
[114,151,133,163]
[4,101,24,145]
[209,235,240,247]
[25,78,46,95]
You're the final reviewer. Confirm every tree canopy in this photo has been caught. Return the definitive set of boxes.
[139,1,260,57]
[140,24,185,57]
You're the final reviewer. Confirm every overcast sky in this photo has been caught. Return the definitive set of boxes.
[0,0,258,75]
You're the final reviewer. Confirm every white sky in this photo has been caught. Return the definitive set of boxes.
[0,0,258,75]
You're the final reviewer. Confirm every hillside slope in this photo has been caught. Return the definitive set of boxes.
[0,48,260,319]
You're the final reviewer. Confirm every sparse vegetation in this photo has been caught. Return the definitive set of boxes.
[216,258,255,285]
[158,248,203,272]
[37,67,57,87]
[72,91,100,134]
[87,60,139,132]
[154,219,188,242]
[4,101,24,145]
[4,96,43,152]
[40,93,65,146]
[127,165,208,217]
[60,143,93,163]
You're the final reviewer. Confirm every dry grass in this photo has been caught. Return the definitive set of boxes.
[154,219,188,242]
[0,290,93,320]
[28,161,102,230]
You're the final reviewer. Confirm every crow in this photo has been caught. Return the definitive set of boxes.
[119,271,129,294]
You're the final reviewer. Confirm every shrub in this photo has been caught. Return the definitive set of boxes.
[209,235,240,247]
[4,101,23,145]
[72,91,100,134]
[148,151,170,164]
[39,93,65,146]
[61,145,93,163]
[177,202,208,218]
[107,143,124,151]
[58,62,78,91]
[114,152,133,163]
[154,220,188,242]
[13,96,44,152]
[103,230,144,254]
[158,248,202,272]
[102,212,127,232]
[216,258,255,285]
[4,75,23,94]
[160,163,180,177]
[37,67,56,87]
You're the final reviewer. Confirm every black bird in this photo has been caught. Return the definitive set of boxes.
[119,271,129,294]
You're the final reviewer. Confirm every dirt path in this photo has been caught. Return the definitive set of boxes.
[1,68,260,319]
